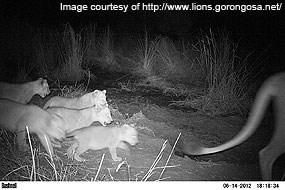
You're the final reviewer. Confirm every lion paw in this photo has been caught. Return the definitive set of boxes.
[66,147,74,159]
[74,153,85,162]
[112,156,122,162]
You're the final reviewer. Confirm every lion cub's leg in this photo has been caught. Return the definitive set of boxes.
[109,144,122,161]
[67,143,76,159]
[67,140,84,161]
[72,141,89,162]
[73,152,85,162]
[118,142,130,155]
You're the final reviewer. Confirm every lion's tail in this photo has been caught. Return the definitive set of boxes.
[183,75,277,155]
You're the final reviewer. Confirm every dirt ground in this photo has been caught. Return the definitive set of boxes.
[1,74,284,181]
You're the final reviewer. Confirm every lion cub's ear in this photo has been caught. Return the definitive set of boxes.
[92,90,99,95]
[38,78,48,86]
[123,124,135,129]
[92,89,106,95]
[121,124,135,134]
[37,78,43,83]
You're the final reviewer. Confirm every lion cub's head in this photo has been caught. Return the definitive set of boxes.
[96,106,113,126]
[35,78,50,98]
[120,124,138,146]
[92,90,108,108]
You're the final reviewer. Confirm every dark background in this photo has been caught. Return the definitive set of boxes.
[1,0,285,76]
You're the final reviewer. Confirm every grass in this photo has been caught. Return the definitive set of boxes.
[56,82,88,98]
[84,25,119,71]
[155,37,180,77]
[32,27,59,78]
[1,23,259,117]
[17,23,92,82]
[13,61,32,83]
[134,30,160,77]
[133,33,204,94]
[117,81,137,92]
[170,29,256,116]
[98,27,116,67]
[48,69,95,99]
[142,133,181,181]
[84,23,98,63]
[53,24,90,81]
[196,29,255,115]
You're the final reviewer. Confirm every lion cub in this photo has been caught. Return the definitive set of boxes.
[66,124,138,162]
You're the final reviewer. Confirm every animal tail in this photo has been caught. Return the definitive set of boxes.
[183,76,277,155]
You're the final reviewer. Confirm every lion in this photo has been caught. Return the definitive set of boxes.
[0,78,50,104]
[46,106,113,132]
[0,98,65,157]
[46,106,113,147]
[182,72,285,180]
[66,124,138,162]
[43,90,107,110]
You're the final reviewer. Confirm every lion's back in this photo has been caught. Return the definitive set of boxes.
[44,96,75,109]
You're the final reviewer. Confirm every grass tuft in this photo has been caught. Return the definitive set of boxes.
[171,29,255,116]
[134,30,160,77]
[53,23,90,81]
[141,133,180,181]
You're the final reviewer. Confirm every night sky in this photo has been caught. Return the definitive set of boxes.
[2,0,284,33]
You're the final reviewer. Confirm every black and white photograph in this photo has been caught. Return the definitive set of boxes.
[0,0,285,183]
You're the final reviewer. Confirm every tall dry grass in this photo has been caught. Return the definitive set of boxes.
[155,37,202,82]
[183,29,254,115]
[134,31,160,77]
[29,24,91,82]
[2,22,258,115]
[98,27,116,66]
[84,25,121,71]
[53,24,90,81]
[156,37,179,73]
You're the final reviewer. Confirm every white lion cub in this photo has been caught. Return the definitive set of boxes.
[66,124,138,162]
[43,90,107,109]
[0,78,50,104]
